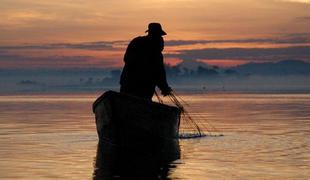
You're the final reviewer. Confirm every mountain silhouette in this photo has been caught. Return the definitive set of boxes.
[176,60,208,70]
[233,59,310,76]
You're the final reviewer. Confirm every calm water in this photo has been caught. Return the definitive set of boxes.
[0,93,309,179]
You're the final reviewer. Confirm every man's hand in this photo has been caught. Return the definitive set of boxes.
[161,87,172,96]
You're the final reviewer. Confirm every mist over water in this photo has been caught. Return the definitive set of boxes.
[0,93,309,179]
[1,59,310,94]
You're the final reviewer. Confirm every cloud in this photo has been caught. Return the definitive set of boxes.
[1,36,310,69]
[0,53,119,69]
[0,41,120,51]
[295,16,310,21]
[166,46,310,61]
[165,40,210,46]
[166,35,310,46]
[279,0,310,3]
[2,34,309,52]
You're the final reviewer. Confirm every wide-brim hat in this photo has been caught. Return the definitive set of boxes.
[145,23,167,36]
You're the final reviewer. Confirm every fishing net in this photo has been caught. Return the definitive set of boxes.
[155,91,223,139]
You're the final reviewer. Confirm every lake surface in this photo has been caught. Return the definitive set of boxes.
[0,93,309,179]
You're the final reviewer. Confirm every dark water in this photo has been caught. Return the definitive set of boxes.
[0,93,309,179]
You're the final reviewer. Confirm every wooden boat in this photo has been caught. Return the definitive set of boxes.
[92,91,181,160]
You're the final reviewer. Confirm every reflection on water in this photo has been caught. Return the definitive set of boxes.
[0,93,309,179]
[93,141,179,179]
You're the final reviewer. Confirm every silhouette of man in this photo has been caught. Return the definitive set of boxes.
[120,23,172,100]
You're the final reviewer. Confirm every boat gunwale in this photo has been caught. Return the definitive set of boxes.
[92,90,181,113]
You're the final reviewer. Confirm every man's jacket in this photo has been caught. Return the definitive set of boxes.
[120,36,169,98]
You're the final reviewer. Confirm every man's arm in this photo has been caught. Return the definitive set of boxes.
[156,54,172,96]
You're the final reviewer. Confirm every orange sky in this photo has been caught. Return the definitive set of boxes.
[0,0,310,68]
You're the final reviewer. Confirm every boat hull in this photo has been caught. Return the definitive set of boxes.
[93,91,181,160]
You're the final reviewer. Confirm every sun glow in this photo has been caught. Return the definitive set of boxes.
[0,0,309,68]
